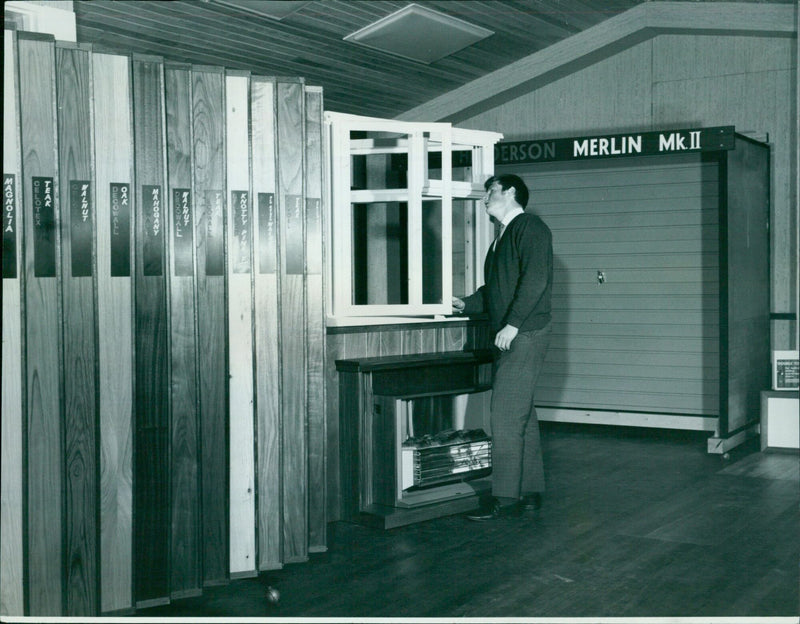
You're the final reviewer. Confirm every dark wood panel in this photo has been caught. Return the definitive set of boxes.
[325,334,344,522]
[191,66,229,585]
[251,77,282,570]
[1,28,25,617]
[225,71,257,577]
[132,55,170,605]
[277,78,308,563]
[165,63,201,597]
[56,43,99,617]
[304,86,326,553]
[721,139,770,434]
[18,32,64,617]
[92,50,135,615]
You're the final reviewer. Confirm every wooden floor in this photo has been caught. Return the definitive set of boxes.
[139,423,799,620]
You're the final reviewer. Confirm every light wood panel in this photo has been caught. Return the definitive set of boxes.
[56,42,99,616]
[225,70,257,577]
[19,31,63,617]
[192,65,229,586]
[277,78,308,563]
[398,2,794,123]
[164,63,201,598]
[131,54,170,606]
[1,28,25,617]
[92,50,134,615]
[651,33,796,350]
[304,85,326,553]
[251,76,282,571]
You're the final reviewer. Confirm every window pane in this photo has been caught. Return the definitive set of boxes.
[422,200,442,305]
[452,199,468,297]
[352,201,408,305]
[428,149,473,182]
[350,130,408,191]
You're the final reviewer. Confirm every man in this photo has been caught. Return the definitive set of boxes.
[453,173,552,520]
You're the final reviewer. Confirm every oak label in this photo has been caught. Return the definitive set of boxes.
[109,183,131,277]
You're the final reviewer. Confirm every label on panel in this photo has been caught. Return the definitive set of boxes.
[109,183,131,277]
[3,173,17,278]
[306,197,321,275]
[172,188,193,277]
[284,193,303,275]
[142,184,163,276]
[231,190,250,274]
[205,189,224,276]
[32,176,56,277]
[69,180,93,277]
[258,192,276,274]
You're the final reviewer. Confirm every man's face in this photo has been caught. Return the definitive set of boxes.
[484,181,510,222]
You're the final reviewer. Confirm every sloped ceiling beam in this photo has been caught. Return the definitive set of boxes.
[396,1,797,123]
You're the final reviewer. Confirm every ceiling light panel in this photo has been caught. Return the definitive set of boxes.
[344,3,494,64]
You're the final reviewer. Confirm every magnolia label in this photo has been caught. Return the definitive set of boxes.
[3,174,17,278]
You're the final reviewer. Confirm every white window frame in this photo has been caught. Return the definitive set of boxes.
[324,112,502,324]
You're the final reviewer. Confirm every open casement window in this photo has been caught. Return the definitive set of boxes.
[325,112,502,322]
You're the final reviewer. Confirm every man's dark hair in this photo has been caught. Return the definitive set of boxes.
[484,174,529,209]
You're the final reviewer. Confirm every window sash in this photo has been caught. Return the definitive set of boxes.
[325,112,501,321]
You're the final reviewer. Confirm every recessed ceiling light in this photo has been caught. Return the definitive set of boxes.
[344,3,494,64]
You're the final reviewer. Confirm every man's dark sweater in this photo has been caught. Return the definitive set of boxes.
[461,212,552,332]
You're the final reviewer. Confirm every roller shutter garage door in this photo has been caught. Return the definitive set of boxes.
[502,153,719,417]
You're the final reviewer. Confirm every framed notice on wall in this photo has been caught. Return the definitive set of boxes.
[773,351,799,391]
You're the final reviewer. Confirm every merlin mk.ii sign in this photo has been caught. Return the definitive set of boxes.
[495,126,735,165]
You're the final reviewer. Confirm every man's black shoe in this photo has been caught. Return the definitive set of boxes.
[519,493,542,512]
[466,496,513,521]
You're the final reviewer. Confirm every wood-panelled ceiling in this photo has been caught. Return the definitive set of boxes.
[73,0,787,119]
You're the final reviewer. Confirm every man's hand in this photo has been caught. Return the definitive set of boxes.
[452,296,465,314]
[494,324,518,351]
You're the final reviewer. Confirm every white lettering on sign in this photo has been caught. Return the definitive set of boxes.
[4,176,14,233]
[151,187,161,237]
[207,191,222,237]
[111,184,128,237]
[497,141,556,162]
[574,135,642,158]
[659,130,701,152]
[81,183,90,222]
